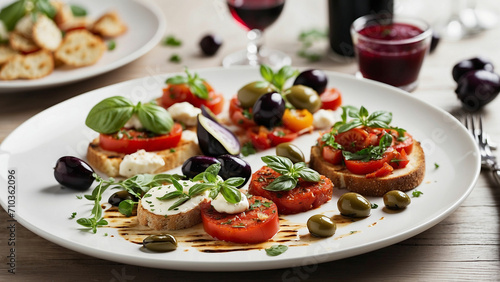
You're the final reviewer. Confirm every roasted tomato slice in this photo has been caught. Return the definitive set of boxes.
[366,162,394,178]
[335,127,370,152]
[248,166,334,215]
[320,88,342,111]
[389,148,410,169]
[389,130,414,154]
[200,196,279,244]
[229,96,256,128]
[99,123,183,154]
[282,108,313,132]
[268,127,298,146]
[344,149,394,175]
[322,146,343,165]
[190,91,224,115]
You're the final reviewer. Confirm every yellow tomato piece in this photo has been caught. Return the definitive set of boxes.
[282,108,313,132]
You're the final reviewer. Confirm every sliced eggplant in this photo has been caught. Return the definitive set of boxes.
[197,114,241,156]
[200,105,221,123]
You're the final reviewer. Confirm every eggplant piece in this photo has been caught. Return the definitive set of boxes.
[197,114,241,156]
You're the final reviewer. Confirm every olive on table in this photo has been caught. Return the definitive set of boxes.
[217,155,251,188]
[108,190,138,206]
[237,81,278,109]
[455,69,500,111]
[199,34,222,56]
[293,69,328,95]
[284,85,321,113]
[182,155,221,179]
[252,92,285,128]
[307,214,336,237]
[143,234,178,252]
[337,192,371,218]
[452,57,494,82]
[54,156,95,191]
[276,142,305,163]
[383,190,411,210]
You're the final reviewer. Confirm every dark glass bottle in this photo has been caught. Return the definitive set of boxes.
[328,0,394,57]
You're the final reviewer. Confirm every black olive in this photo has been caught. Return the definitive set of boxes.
[199,34,222,56]
[293,69,328,94]
[54,156,95,191]
[452,57,494,82]
[217,155,251,188]
[182,155,220,179]
[108,190,138,206]
[455,69,500,111]
[252,92,285,128]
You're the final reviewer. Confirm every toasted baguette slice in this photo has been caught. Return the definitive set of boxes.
[0,50,54,80]
[54,30,105,67]
[309,142,425,197]
[92,11,127,37]
[0,45,18,65]
[9,32,40,53]
[32,15,62,51]
[87,136,201,177]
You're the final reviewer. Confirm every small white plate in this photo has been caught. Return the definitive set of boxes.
[0,0,165,93]
[0,67,481,271]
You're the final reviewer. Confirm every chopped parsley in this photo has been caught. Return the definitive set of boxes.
[412,190,423,198]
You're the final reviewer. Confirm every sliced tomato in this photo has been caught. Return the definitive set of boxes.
[322,146,343,165]
[200,196,279,244]
[389,148,410,169]
[282,108,314,133]
[366,162,394,178]
[247,126,272,150]
[335,127,370,152]
[229,96,255,128]
[248,166,334,215]
[160,82,224,114]
[99,123,183,154]
[190,91,225,115]
[389,131,414,154]
[344,149,394,175]
[268,127,298,146]
[320,88,342,111]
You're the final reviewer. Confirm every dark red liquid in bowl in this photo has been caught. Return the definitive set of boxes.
[355,23,429,87]
[228,1,285,31]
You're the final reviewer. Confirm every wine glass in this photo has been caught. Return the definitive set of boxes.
[223,0,291,68]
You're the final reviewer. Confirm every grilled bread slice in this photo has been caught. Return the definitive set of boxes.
[309,141,425,197]
[87,136,201,177]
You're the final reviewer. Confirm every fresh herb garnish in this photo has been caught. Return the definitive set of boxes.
[169,54,181,63]
[412,190,423,197]
[259,64,299,92]
[297,28,327,62]
[320,128,343,150]
[241,141,256,156]
[0,0,57,31]
[107,40,116,51]
[434,163,440,169]
[265,244,288,256]
[69,212,77,219]
[70,4,87,17]
[342,133,393,162]
[85,96,174,135]
[165,68,208,99]
[155,164,244,210]
[371,203,378,209]
[261,156,320,191]
[336,106,392,133]
[76,174,114,233]
[76,195,82,199]
[163,35,182,46]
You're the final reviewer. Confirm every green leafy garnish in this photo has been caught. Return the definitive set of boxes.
[107,40,116,51]
[0,0,57,31]
[85,96,174,135]
[371,203,378,209]
[342,133,393,162]
[259,64,299,92]
[118,199,137,217]
[412,190,423,198]
[434,163,440,169]
[155,164,244,210]
[163,35,182,46]
[320,128,343,150]
[69,212,77,219]
[77,174,114,233]
[169,54,181,63]
[70,4,87,17]
[261,156,320,191]
[297,28,327,62]
[165,68,208,99]
[241,141,256,156]
[265,244,288,256]
[337,106,392,133]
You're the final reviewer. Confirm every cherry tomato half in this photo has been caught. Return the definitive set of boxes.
[282,108,314,133]
[320,88,342,111]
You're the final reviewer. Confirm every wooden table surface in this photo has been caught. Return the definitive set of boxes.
[1,0,499,280]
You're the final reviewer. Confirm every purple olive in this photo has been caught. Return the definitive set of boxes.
[252,92,285,128]
[54,156,94,191]
[197,114,241,156]
[217,155,251,188]
[293,69,328,94]
[182,155,221,179]
[452,57,494,82]
[199,34,222,56]
[455,70,500,111]
[108,190,139,206]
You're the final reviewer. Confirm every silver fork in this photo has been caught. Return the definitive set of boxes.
[464,114,500,185]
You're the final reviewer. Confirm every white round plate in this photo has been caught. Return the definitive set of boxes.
[0,0,165,93]
[0,67,481,271]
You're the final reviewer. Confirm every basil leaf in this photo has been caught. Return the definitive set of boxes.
[296,167,321,182]
[70,4,87,17]
[367,120,390,129]
[118,200,137,217]
[358,106,369,118]
[209,185,220,199]
[265,244,288,256]
[368,110,392,124]
[76,218,93,228]
[192,172,207,182]
[136,102,173,135]
[254,81,269,88]
[261,155,293,174]
[85,96,135,134]
[156,191,183,200]
[220,185,241,204]
[168,194,190,210]
[189,79,209,99]
[35,0,56,18]
[263,175,297,191]
[337,120,363,133]
[260,65,274,82]
[205,163,221,181]
[165,75,188,85]
[0,0,26,31]
[96,219,108,226]
[224,177,245,187]
[188,183,214,197]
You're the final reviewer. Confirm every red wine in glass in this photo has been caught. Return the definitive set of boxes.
[228,0,285,31]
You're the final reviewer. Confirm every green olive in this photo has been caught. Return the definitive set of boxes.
[337,192,371,218]
[383,190,411,210]
[284,85,321,113]
[276,142,305,163]
[143,234,178,252]
[237,81,278,108]
[307,214,337,237]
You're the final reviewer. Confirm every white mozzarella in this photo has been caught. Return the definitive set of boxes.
[119,150,165,178]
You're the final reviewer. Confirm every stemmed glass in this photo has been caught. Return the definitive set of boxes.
[223,0,291,67]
